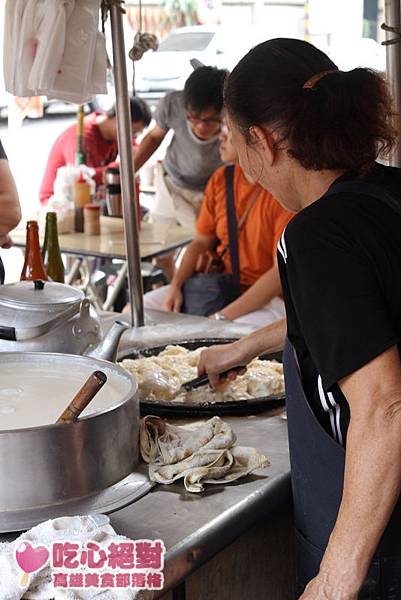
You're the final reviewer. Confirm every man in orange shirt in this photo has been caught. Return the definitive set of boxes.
[143,124,293,326]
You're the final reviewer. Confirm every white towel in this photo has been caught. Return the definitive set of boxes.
[140,416,269,493]
[0,515,139,600]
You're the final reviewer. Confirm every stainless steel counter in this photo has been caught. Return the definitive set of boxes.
[0,312,292,598]
[109,411,291,598]
[104,308,257,354]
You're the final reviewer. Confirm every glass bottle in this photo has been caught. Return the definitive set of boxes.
[75,105,87,166]
[20,221,48,281]
[42,212,65,283]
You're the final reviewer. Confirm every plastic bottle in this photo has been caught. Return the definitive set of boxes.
[73,174,91,232]
[41,212,65,283]
[20,221,48,281]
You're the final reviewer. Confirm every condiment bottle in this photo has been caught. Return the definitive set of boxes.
[41,212,65,283]
[73,174,90,232]
[84,204,101,236]
[20,221,48,281]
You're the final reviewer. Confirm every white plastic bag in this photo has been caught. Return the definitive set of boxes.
[53,164,95,204]
[48,0,106,103]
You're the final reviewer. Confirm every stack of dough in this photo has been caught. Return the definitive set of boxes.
[119,345,284,405]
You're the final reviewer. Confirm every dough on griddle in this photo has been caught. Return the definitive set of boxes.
[119,345,284,405]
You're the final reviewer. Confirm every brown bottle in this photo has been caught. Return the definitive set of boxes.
[42,212,65,283]
[20,221,48,281]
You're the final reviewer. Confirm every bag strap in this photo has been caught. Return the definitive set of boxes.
[325,181,401,214]
[225,164,240,287]
[237,186,260,230]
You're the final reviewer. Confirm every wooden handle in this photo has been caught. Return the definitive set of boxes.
[56,370,107,423]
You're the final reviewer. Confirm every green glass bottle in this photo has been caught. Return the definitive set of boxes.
[41,212,65,283]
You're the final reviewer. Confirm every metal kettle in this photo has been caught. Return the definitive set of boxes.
[0,280,129,360]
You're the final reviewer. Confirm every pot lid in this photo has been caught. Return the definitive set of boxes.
[0,281,84,309]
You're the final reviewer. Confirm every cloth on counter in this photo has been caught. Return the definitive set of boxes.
[140,415,269,493]
[0,515,138,600]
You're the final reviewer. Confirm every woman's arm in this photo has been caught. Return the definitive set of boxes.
[300,344,401,599]
[218,262,281,320]
[162,233,216,312]
[198,318,286,387]
[0,159,21,246]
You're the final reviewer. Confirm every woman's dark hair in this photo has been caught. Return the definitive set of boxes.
[224,38,397,173]
[184,66,228,113]
[107,97,152,126]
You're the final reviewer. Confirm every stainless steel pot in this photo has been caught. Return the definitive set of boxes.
[0,280,129,358]
[0,352,139,514]
[105,165,120,186]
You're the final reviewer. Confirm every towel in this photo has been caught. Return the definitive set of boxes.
[140,416,269,493]
[0,515,139,600]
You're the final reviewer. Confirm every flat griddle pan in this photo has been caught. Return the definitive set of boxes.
[119,338,285,417]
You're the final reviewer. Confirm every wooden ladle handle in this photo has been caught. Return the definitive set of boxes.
[56,370,107,423]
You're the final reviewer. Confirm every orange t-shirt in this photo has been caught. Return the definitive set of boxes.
[196,165,293,288]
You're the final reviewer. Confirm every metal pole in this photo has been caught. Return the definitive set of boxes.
[385,0,401,167]
[109,5,145,327]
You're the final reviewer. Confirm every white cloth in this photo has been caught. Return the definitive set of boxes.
[0,515,139,600]
[3,0,107,103]
[140,416,269,493]
[144,284,286,327]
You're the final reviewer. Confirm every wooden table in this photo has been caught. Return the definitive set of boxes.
[10,221,193,310]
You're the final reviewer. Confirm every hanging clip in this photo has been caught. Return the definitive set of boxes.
[129,32,159,61]
[101,0,126,33]
[381,22,401,46]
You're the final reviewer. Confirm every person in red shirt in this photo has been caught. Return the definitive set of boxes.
[39,97,151,205]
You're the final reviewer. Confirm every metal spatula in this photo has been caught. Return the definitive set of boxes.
[180,366,246,392]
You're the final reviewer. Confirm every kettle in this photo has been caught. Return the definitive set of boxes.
[0,280,129,360]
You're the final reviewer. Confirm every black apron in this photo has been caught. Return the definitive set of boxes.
[283,338,401,599]
[0,257,4,284]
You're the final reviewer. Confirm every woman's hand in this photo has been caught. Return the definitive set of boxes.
[162,285,183,312]
[299,574,359,600]
[197,340,252,388]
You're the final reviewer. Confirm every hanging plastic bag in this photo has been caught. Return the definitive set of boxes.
[48,0,106,104]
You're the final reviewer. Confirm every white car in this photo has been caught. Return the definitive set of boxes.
[134,25,267,95]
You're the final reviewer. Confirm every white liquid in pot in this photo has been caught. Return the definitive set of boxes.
[0,362,132,430]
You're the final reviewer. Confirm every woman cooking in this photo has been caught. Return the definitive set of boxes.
[198,38,401,598]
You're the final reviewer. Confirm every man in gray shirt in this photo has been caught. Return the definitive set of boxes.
[134,67,226,233]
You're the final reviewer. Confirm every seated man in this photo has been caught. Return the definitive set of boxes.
[142,124,293,327]
[39,97,151,205]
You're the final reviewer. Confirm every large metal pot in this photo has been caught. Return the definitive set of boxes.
[0,353,139,516]
[0,280,129,359]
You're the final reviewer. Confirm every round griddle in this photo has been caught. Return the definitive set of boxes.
[119,338,285,417]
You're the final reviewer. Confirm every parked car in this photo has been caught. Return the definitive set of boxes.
[324,37,386,72]
[134,25,268,96]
